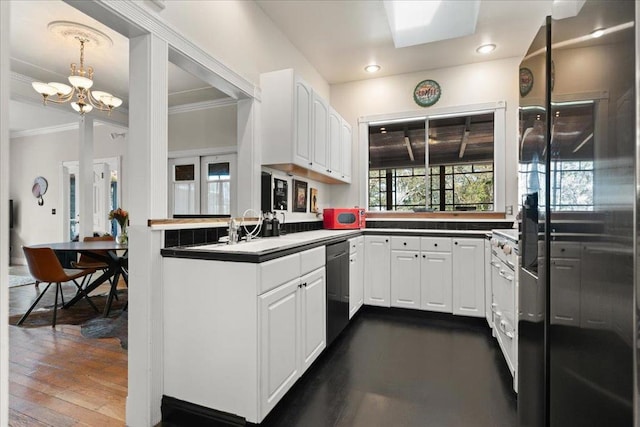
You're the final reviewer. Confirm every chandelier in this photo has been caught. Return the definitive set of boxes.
[32,22,122,116]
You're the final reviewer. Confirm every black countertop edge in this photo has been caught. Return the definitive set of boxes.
[161,229,492,263]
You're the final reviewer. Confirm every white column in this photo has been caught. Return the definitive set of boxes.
[236,98,260,215]
[126,33,168,427]
[78,116,94,239]
[0,1,10,424]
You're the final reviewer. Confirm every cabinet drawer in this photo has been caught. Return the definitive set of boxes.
[420,237,452,252]
[391,236,420,251]
[550,242,581,258]
[300,246,326,276]
[348,236,363,254]
[259,253,301,294]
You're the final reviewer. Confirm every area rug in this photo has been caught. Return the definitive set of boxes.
[8,289,128,331]
[81,309,128,349]
[8,274,36,288]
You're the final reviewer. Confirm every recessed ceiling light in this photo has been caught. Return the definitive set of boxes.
[590,28,604,38]
[381,130,387,134]
[365,64,381,73]
[380,127,386,131]
[476,44,496,54]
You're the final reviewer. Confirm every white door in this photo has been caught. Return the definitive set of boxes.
[259,278,300,416]
[92,163,110,235]
[300,267,326,374]
[391,250,421,309]
[364,236,391,307]
[452,238,485,317]
[312,92,329,172]
[200,154,236,216]
[294,77,312,166]
[421,251,453,313]
[168,157,200,216]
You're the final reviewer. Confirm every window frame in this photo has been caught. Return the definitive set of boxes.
[360,101,506,213]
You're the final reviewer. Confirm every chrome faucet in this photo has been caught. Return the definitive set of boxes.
[227,218,239,245]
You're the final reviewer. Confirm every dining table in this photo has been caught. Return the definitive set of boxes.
[30,240,128,316]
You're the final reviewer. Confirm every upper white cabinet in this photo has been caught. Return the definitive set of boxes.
[364,235,391,307]
[452,238,486,317]
[261,69,352,184]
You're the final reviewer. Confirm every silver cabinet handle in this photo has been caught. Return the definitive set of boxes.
[506,330,514,339]
[498,270,514,282]
[491,262,501,269]
[491,302,498,312]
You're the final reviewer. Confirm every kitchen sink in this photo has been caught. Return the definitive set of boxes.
[195,237,301,252]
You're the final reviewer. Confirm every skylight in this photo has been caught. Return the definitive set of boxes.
[383,0,481,48]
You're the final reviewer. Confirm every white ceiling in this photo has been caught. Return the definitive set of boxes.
[10,0,556,133]
[256,0,553,84]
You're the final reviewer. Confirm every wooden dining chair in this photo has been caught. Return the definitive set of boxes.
[19,246,99,327]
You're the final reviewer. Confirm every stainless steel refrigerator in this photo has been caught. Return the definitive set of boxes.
[518,1,636,425]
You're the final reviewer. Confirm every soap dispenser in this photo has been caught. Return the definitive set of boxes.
[272,212,280,236]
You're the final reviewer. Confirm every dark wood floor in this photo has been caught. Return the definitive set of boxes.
[261,307,517,427]
[8,280,127,427]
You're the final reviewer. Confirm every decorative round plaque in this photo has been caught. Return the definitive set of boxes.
[413,79,441,107]
[519,68,534,97]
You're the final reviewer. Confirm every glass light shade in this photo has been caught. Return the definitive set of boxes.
[32,82,57,96]
[68,75,94,90]
[90,91,111,102]
[48,82,73,95]
[71,102,93,113]
[101,95,123,108]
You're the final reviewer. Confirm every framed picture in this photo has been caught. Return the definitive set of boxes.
[273,178,288,210]
[310,188,319,213]
[293,179,307,212]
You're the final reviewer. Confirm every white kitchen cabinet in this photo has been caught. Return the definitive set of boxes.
[329,108,342,178]
[364,235,390,307]
[261,69,351,184]
[420,251,453,313]
[300,267,327,373]
[312,92,329,173]
[452,238,485,317]
[484,239,493,327]
[259,277,301,416]
[340,119,352,182]
[391,250,421,309]
[349,236,364,318]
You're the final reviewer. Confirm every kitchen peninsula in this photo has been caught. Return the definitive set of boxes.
[160,225,502,424]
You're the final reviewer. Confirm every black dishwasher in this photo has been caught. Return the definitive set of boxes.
[326,241,349,347]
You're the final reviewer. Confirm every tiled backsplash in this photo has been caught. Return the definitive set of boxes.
[164,221,324,248]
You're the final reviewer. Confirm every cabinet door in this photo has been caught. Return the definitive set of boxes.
[300,268,326,374]
[420,251,453,313]
[355,237,365,312]
[259,278,301,415]
[349,252,361,318]
[294,77,312,166]
[484,240,493,327]
[312,93,329,172]
[329,109,342,176]
[452,238,485,317]
[341,120,352,182]
[364,236,390,307]
[391,250,421,309]
[550,258,581,326]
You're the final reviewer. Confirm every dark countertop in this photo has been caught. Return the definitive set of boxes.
[161,228,491,263]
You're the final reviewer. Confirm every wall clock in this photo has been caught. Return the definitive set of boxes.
[519,68,534,97]
[413,79,441,107]
[32,176,48,206]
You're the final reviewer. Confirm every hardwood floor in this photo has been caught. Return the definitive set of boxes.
[8,279,127,427]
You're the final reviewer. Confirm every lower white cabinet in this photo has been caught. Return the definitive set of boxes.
[349,236,364,318]
[452,238,486,317]
[391,250,421,309]
[484,239,493,327]
[259,278,301,415]
[260,266,326,416]
[420,251,453,313]
[364,235,391,307]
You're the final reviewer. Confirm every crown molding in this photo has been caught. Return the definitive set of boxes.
[10,122,79,139]
[168,97,236,115]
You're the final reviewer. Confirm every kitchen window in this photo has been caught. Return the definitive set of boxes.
[368,108,498,212]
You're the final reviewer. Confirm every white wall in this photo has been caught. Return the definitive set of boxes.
[9,124,127,263]
[168,105,237,152]
[329,57,521,218]
[158,1,330,100]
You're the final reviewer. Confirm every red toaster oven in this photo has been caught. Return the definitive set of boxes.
[323,208,366,229]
